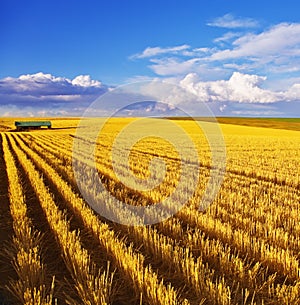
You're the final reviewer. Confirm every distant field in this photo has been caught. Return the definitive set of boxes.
[215,117,300,131]
[0,117,300,304]
[168,116,300,131]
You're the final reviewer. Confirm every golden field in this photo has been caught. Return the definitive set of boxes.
[0,117,299,305]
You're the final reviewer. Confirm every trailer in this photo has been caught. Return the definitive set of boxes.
[15,121,52,131]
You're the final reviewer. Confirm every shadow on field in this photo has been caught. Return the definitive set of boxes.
[8,127,76,132]
[0,136,16,304]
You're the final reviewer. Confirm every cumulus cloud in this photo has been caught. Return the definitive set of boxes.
[138,73,300,117]
[120,75,300,117]
[71,75,102,87]
[207,13,259,29]
[0,72,108,116]
[1,72,105,95]
[179,71,300,104]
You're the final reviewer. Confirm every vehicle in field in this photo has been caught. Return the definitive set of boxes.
[15,121,52,131]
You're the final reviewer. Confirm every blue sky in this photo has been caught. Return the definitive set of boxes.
[1,0,300,117]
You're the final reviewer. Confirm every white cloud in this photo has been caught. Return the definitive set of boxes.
[193,47,211,53]
[149,57,201,76]
[210,23,300,62]
[178,71,300,104]
[121,76,300,117]
[19,72,64,83]
[132,21,300,85]
[71,75,102,87]
[213,32,242,44]
[131,44,190,59]
[207,13,259,29]
[284,83,300,100]
[147,57,230,80]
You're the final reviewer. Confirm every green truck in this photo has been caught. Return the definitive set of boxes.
[15,121,52,131]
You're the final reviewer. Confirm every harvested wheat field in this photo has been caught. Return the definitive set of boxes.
[0,117,299,305]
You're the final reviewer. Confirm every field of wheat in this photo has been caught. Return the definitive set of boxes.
[0,117,300,305]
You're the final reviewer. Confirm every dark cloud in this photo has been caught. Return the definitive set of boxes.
[0,72,108,116]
